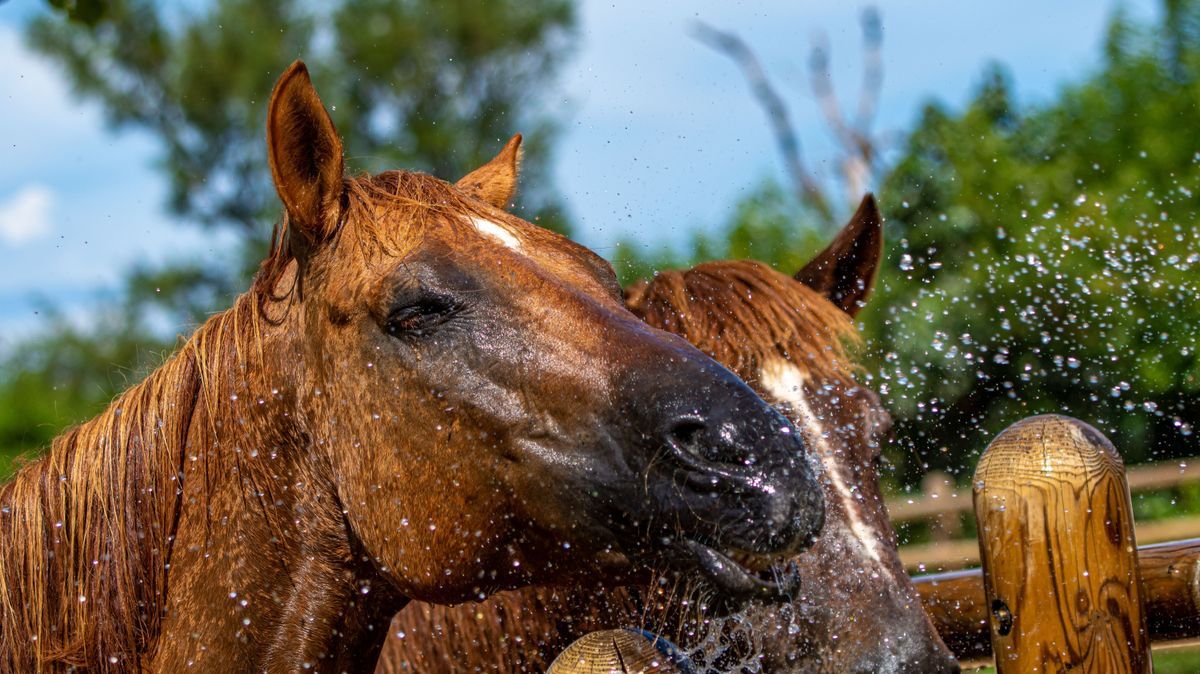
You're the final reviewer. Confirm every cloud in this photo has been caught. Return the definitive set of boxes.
[0,185,54,245]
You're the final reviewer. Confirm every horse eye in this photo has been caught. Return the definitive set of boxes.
[385,296,460,337]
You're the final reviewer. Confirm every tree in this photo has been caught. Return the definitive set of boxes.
[871,2,1200,480]
[28,0,575,247]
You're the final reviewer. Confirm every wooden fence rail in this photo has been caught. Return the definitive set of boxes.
[887,456,1200,571]
[888,457,1200,524]
[917,538,1200,665]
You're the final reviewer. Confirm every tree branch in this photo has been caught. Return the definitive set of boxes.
[692,20,833,222]
[855,7,884,135]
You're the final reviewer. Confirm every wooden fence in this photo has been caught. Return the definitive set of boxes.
[551,415,1200,672]
[916,538,1200,668]
[907,415,1200,671]
[888,451,1200,572]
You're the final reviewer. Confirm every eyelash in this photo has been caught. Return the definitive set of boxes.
[385,297,461,337]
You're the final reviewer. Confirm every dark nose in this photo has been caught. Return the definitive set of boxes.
[647,368,796,470]
[618,350,824,553]
[661,412,757,467]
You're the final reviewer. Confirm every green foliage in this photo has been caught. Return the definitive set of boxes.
[43,0,107,27]
[27,0,574,242]
[1152,647,1200,673]
[872,4,1200,481]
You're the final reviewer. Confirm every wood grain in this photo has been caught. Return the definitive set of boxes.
[546,629,686,673]
[973,414,1151,673]
[915,538,1200,663]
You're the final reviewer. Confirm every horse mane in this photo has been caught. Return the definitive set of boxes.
[0,291,264,671]
[625,259,859,386]
[0,169,491,672]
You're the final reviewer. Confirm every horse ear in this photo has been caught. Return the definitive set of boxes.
[455,134,523,209]
[267,60,345,245]
[795,193,883,317]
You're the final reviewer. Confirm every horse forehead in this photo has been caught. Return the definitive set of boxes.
[344,209,623,316]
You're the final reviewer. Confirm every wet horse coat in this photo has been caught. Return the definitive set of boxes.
[380,197,959,673]
[0,63,825,672]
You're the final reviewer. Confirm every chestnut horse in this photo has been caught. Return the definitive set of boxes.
[380,197,959,673]
[0,62,827,673]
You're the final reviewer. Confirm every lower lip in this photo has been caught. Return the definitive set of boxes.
[681,539,799,602]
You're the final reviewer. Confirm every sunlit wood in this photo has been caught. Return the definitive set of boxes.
[972,414,1151,673]
[917,538,1200,663]
[546,630,685,674]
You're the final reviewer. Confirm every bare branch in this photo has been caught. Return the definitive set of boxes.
[808,31,857,153]
[810,8,886,208]
[855,7,883,134]
[691,20,833,222]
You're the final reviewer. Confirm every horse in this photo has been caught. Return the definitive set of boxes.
[0,61,827,673]
[379,196,960,673]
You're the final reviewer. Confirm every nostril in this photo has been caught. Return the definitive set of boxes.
[668,418,707,451]
[665,416,718,462]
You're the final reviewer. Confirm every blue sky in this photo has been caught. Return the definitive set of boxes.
[0,0,1158,338]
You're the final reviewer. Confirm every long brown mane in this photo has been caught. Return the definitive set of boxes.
[625,259,859,386]
[0,292,259,671]
[0,170,486,672]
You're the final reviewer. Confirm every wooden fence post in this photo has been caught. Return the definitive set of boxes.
[972,415,1151,673]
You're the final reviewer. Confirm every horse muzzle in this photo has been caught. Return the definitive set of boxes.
[609,346,827,607]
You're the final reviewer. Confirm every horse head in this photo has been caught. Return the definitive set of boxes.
[630,196,958,673]
[263,62,824,611]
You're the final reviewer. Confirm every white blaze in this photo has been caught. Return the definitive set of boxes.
[470,216,522,250]
[760,360,890,571]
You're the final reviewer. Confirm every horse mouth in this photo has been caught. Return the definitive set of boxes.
[680,539,799,606]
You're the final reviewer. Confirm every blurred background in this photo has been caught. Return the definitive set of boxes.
[3,0,1200,668]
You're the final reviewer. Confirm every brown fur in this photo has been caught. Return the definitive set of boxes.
[625,259,858,387]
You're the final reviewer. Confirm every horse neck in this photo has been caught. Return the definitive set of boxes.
[146,294,403,672]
